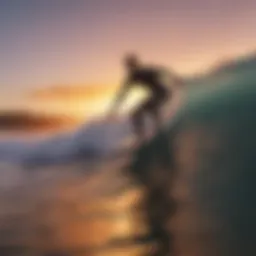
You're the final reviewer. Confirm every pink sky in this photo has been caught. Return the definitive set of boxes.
[0,0,255,118]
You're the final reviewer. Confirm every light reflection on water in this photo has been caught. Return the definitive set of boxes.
[1,125,255,256]
[0,160,149,256]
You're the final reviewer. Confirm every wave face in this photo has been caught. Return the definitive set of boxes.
[127,53,256,256]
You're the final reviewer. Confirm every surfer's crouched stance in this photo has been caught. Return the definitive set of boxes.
[110,53,182,143]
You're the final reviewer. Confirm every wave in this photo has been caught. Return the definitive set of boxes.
[0,118,130,167]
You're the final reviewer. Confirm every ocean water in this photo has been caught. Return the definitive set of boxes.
[0,157,149,256]
[0,54,256,256]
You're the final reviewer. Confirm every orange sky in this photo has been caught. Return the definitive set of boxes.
[0,0,256,123]
[28,84,149,119]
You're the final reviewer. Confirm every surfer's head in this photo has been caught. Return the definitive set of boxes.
[123,53,140,70]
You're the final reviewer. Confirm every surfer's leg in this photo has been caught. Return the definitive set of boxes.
[144,96,162,134]
[149,92,169,134]
[131,102,147,141]
[131,93,167,142]
[132,96,162,139]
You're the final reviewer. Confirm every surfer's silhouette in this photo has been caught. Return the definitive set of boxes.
[110,53,182,143]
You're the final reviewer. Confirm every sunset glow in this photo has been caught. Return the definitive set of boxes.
[0,0,256,129]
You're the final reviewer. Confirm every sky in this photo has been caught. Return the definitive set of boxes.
[0,0,256,129]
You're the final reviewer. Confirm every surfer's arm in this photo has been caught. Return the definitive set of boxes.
[109,79,132,114]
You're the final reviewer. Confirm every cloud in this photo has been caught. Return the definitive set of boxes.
[26,84,148,118]
[28,84,116,103]
[26,84,121,119]
[0,111,78,132]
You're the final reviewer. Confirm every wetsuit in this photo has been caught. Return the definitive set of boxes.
[126,66,170,138]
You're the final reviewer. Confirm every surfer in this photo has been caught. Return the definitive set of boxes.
[110,53,183,143]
